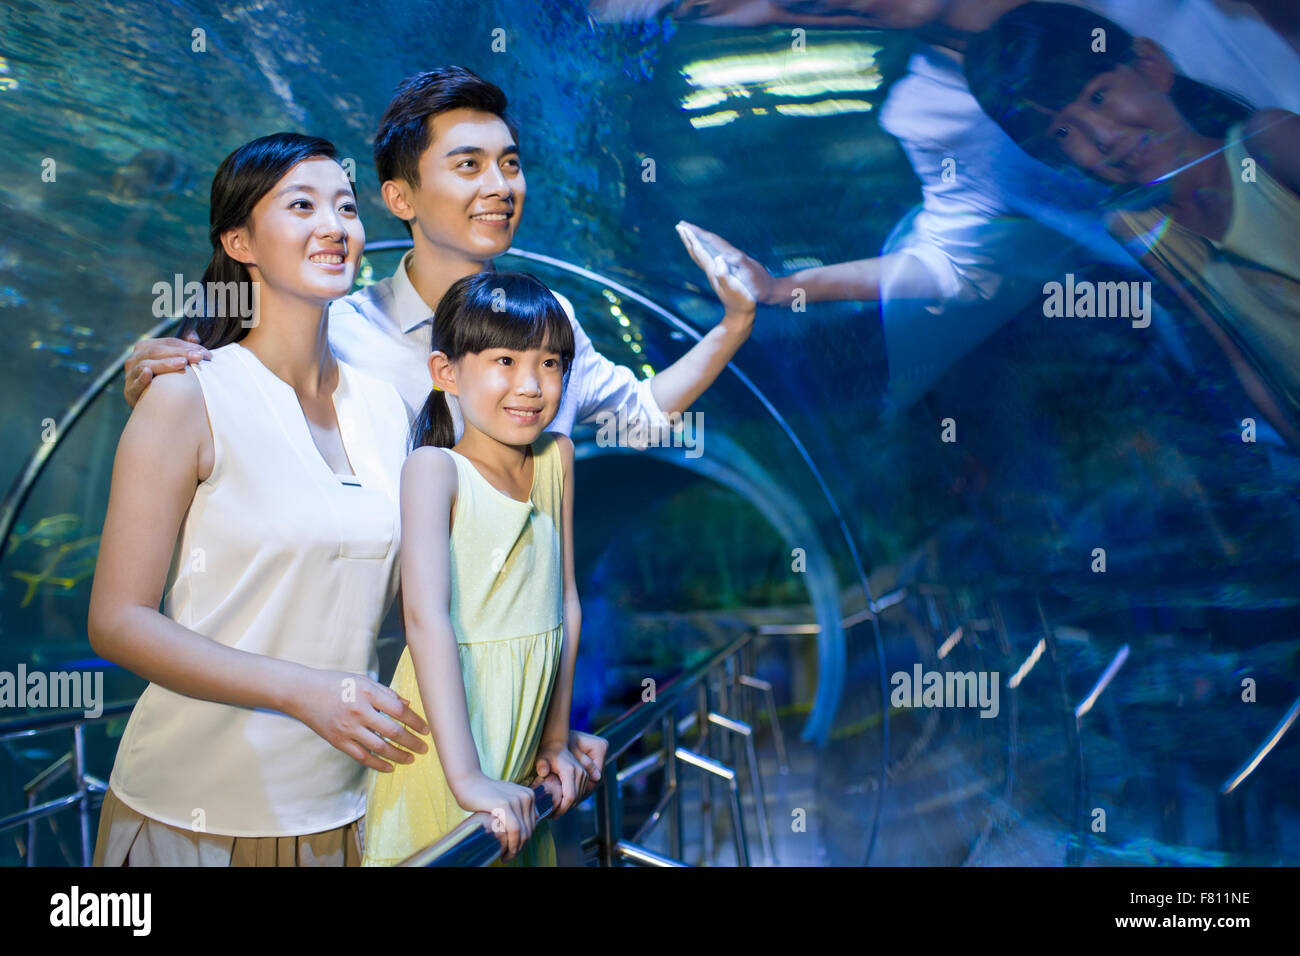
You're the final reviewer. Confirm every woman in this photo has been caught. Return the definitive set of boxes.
[87,132,429,866]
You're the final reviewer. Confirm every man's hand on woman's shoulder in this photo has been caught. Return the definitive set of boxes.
[123,330,212,408]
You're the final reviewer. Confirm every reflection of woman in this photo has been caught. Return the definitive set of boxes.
[88,133,429,866]
[966,3,1300,446]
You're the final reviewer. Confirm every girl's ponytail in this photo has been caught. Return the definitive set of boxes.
[410,388,457,450]
[1170,74,1252,141]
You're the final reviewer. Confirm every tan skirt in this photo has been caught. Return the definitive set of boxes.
[92,788,363,867]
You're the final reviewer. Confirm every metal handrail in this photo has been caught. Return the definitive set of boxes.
[0,585,908,866]
[598,634,749,764]
[0,701,135,740]
[410,590,935,867]
[0,633,745,867]
[398,783,556,867]
[2,582,1013,866]
[413,632,757,867]
[0,699,137,865]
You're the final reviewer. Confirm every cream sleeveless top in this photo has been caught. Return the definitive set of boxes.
[108,342,409,837]
[1215,124,1300,284]
[1114,122,1300,415]
[441,432,565,645]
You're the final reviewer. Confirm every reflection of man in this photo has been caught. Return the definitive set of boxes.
[593,0,1300,413]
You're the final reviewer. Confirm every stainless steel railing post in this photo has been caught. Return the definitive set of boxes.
[73,723,91,866]
[696,681,713,863]
[594,753,622,867]
[674,747,749,867]
[664,711,682,861]
[708,711,774,865]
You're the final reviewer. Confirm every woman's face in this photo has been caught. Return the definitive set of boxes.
[232,156,363,303]
[1042,43,1192,186]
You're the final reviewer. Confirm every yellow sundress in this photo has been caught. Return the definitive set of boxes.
[362,431,565,867]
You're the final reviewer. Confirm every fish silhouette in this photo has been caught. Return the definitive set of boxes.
[10,535,100,607]
[6,513,80,552]
[110,148,197,203]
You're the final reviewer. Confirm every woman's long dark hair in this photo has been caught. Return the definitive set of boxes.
[179,132,341,348]
[411,272,576,450]
[964,3,1253,171]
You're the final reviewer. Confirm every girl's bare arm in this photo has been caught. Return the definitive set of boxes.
[540,434,581,747]
[399,448,491,793]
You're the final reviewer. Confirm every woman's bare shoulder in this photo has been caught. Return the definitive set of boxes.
[131,366,214,478]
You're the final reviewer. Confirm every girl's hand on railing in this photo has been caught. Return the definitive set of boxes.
[285,668,430,772]
[535,740,589,817]
[568,730,607,799]
[456,775,537,860]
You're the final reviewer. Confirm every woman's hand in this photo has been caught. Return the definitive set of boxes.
[534,739,590,817]
[676,221,768,316]
[286,668,430,772]
[455,775,537,860]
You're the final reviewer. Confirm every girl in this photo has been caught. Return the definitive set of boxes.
[965,2,1300,447]
[88,132,430,866]
[362,271,590,866]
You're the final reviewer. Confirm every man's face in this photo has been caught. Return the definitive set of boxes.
[404,108,525,263]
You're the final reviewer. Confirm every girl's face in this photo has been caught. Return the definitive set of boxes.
[1042,40,1192,186]
[228,156,363,303]
[435,344,564,445]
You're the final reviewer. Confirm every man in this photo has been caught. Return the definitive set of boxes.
[124,65,760,797]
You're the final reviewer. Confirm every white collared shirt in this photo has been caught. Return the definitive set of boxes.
[328,249,669,445]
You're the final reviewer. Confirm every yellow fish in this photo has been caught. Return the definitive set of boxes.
[10,535,100,607]
[6,513,81,552]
